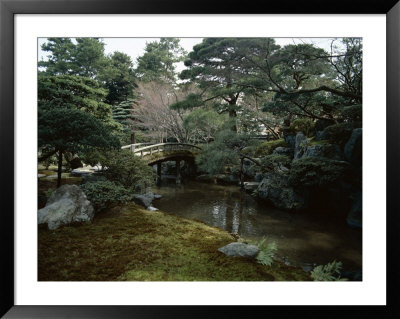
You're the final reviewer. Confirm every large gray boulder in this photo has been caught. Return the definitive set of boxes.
[344,128,362,166]
[303,144,344,160]
[218,242,260,258]
[294,132,309,159]
[38,184,94,230]
[132,192,155,208]
[257,172,306,211]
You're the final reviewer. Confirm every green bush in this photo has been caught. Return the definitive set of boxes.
[289,118,315,137]
[323,122,361,146]
[80,181,132,211]
[260,154,291,173]
[255,139,287,157]
[195,130,250,175]
[341,104,362,122]
[100,150,156,193]
[289,157,349,187]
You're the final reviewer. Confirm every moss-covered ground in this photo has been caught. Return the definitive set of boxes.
[38,202,310,281]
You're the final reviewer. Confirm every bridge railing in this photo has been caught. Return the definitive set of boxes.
[121,143,153,152]
[122,143,202,158]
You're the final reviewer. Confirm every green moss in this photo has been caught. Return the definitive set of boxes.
[323,122,361,145]
[38,203,310,281]
[309,139,330,146]
[255,139,287,157]
[289,118,315,137]
[260,154,291,172]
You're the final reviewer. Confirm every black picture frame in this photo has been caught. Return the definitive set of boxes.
[1,0,399,318]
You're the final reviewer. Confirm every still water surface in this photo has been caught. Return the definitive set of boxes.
[153,181,362,272]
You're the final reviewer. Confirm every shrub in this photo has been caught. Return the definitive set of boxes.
[323,122,361,146]
[289,118,315,137]
[289,157,349,187]
[195,130,250,175]
[310,260,348,281]
[100,150,156,193]
[255,139,287,157]
[255,237,277,266]
[80,181,132,211]
[341,104,362,122]
[260,154,291,173]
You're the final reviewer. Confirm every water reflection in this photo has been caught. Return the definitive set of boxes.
[153,181,362,272]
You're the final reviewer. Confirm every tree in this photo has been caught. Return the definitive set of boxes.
[38,38,76,75]
[249,39,362,124]
[132,81,199,142]
[135,38,186,83]
[39,38,107,78]
[174,38,279,131]
[38,74,119,127]
[183,108,228,144]
[99,51,137,105]
[196,129,250,175]
[38,108,120,187]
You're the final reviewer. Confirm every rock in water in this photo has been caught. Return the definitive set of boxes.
[38,184,94,230]
[218,242,260,258]
[132,192,155,208]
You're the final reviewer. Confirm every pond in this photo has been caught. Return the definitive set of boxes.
[153,180,362,273]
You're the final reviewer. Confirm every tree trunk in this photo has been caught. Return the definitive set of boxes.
[228,104,237,132]
[57,150,63,188]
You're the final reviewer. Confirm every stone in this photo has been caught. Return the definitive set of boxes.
[38,184,94,230]
[283,134,296,149]
[273,147,294,159]
[257,172,306,211]
[132,192,155,208]
[218,242,260,258]
[346,192,362,228]
[294,132,308,159]
[243,182,260,191]
[302,144,344,160]
[314,130,328,141]
[344,128,362,166]
[195,174,215,183]
[147,206,159,211]
[70,167,94,177]
[255,173,263,183]
[154,194,163,199]
[215,174,239,185]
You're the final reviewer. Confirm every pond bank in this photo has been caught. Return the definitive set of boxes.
[38,202,310,281]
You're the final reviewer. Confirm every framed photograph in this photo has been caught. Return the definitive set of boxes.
[1,0,399,318]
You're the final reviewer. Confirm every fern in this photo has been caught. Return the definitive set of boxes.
[310,260,348,281]
[255,237,277,266]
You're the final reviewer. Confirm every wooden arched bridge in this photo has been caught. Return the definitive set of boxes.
[121,142,202,183]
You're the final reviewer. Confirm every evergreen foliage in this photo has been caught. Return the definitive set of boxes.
[289,157,349,187]
[135,38,186,83]
[256,237,278,266]
[255,139,287,157]
[98,150,156,193]
[80,181,132,211]
[310,261,348,281]
[260,154,291,172]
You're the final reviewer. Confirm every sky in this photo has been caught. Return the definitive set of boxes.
[38,37,341,71]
